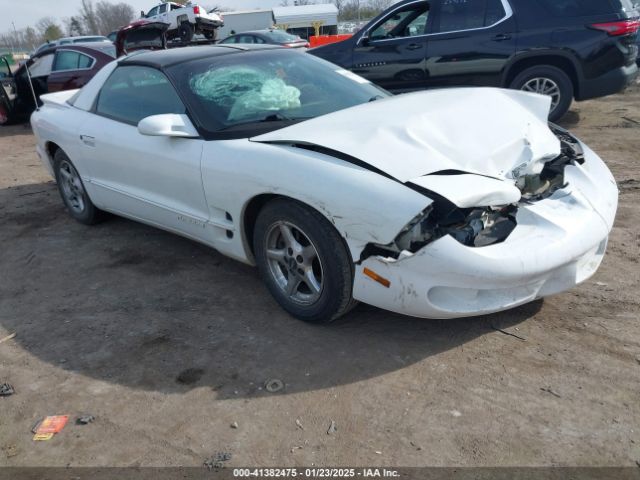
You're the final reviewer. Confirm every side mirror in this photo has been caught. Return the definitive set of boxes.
[138,114,199,138]
[358,32,370,47]
[140,10,146,18]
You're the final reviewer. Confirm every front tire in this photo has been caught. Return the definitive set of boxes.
[510,65,574,122]
[253,199,356,324]
[53,149,102,225]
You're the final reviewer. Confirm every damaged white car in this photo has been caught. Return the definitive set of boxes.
[31,45,618,323]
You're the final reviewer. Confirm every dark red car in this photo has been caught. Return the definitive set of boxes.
[0,42,115,125]
[114,20,168,57]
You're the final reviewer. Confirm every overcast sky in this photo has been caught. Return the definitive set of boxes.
[4,0,281,31]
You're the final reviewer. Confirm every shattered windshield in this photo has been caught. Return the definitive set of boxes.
[166,49,389,136]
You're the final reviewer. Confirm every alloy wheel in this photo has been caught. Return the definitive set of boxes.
[58,160,86,214]
[265,221,324,305]
[521,77,561,111]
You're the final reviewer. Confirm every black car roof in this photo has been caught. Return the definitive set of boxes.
[119,44,281,68]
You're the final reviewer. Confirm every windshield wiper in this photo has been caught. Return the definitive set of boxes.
[260,113,292,122]
[218,114,308,132]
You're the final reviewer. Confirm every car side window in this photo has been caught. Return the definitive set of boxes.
[96,66,186,126]
[237,35,256,44]
[221,36,236,44]
[78,53,93,68]
[253,36,266,44]
[370,3,430,41]
[53,51,94,71]
[0,57,11,79]
[435,0,506,33]
[28,53,55,78]
[159,4,167,14]
[147,6,159,17]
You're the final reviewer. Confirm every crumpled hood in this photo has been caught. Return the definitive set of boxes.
[252,88,561,184]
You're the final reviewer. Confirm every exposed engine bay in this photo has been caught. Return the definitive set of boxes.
[360,125,586,262]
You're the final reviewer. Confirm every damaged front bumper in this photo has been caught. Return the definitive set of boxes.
[352,139,618,319]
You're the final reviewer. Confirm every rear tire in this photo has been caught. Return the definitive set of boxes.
[204,30,217,41]
[509,65,574,122]
[178,22,194,43]
[253,199,356,324]
[53,149,103,225]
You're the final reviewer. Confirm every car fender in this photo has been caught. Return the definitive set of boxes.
[501,49,583,87]
[200,139,431,264]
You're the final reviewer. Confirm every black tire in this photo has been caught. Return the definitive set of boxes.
[53,149,103,225]
[178,22,194,43]
[509,65,574,122]
[204,30,217,41]
[253,199,357,324]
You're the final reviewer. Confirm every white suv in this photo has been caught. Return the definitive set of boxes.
[33,36,110,55]
[141,2,224,42]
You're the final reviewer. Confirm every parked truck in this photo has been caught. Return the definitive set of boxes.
[141,2,223,42]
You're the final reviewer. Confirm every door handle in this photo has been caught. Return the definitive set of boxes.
[491,33,512,41]
[406,43,423,50]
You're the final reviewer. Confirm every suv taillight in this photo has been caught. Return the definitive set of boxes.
[590,19,640,36]
[193,5,201,15]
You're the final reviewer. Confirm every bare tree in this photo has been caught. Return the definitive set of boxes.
[36,17,64,41]
[62,16,85,36]
[79,0,101,35]
[206,4,233,11]
[280,0,317,5]
[367,0,393,12]
[95,1,135,34]
[71,16,86,36]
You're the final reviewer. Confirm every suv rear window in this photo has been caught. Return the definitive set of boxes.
[435,0,506,33]
[533,0,632,16]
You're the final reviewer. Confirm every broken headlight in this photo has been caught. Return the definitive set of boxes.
[519,124,585,202]
[359,193,518,262]
[394,200,518,252]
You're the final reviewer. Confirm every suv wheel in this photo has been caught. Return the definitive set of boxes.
[253,199,357,323]
[510,65,574,122]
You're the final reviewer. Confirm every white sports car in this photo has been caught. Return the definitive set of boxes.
[31,45,618,323]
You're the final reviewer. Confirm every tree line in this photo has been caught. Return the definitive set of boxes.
[1,0,135,51]
[1,0,395,52]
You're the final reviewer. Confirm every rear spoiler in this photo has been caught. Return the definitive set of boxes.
[40,89,80,108]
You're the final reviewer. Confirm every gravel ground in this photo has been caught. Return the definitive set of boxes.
[0,83,638,468]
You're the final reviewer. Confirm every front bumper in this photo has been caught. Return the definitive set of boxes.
[577,62,638,101]
[353,141,618,319]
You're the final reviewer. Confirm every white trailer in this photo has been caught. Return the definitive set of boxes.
[217,9,275,39]
[272,4,339,38]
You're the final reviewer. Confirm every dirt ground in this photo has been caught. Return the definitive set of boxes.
[0,82,639,469]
